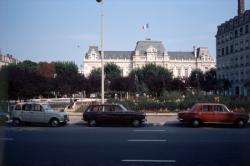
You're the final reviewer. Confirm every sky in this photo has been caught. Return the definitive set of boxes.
[0,0,250,68]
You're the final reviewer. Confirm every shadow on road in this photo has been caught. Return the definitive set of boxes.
[163,121,250,129]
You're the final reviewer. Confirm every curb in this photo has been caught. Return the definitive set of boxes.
[67,112,178,116]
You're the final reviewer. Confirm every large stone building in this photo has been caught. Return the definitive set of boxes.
[83,39,215,78]
[0,53,19,69]
[216,0,250,96]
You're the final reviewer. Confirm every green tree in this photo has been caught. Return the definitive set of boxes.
[104,63,122,81]
[129,64,172,96]
[203,68,217,93]
[53,61,80,96]
[88,68,101,93]
[188,69,204,92]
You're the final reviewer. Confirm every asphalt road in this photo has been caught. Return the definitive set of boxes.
[1,117,250,166]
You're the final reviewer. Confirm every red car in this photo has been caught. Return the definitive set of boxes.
[178,103,249,127]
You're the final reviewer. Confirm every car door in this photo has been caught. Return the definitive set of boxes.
[30,104,45,123]
[96,105,115,124]
[214,105,233,123]
[114,105,129,123]
[199,105,215,122]
[21,104,32,122]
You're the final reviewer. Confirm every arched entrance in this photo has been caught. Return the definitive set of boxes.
[235,86,240,96]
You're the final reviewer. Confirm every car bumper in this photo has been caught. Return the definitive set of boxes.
[177,117,184,121]
[60,116,69,123]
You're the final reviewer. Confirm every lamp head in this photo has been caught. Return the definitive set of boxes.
[96,0,102,3]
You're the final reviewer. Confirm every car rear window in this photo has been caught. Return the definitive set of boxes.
[201,105,213,112]
[14,104,22,110]
[91,106,100,112]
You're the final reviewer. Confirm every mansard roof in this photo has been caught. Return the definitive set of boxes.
[134,39,166,56]
[168,51,196,60]
[103,51,133,59]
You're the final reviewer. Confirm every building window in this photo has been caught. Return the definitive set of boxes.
[246,40,249,49]
[235,30,238,37]
[240,27,243,35]
[240,41,244,51]
[230,31,233,39]
[246,24,249,34]
[185,69,188,77]
[222,48,225,56]
[246,55,250,66]
[235,43,238,52]
[230,45,234,53]
[240,56,244,66]
[178,69,181,77]
[226,46,229,55]
[235,57,239,67]
[217,49,221,56]
[226,34,229,41]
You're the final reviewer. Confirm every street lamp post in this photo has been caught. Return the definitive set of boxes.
[96,0,105,104]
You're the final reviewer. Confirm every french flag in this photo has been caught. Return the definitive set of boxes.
[142,23,149,30]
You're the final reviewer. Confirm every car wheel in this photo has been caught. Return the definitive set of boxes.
[132,119,141,127]
[50,118,60,127]
[236,119,246,128]
[191,119,200,127]
[88,120,97,127]
[12,118,22,127]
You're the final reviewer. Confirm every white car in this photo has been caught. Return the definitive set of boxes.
[11,102,69,127]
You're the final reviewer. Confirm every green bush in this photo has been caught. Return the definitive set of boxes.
[111,95,250,113]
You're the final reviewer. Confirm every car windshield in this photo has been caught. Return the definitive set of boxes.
[189,104,196,111]
[119,104,128,112]
[222,105,231,112]
[42,104,53,111]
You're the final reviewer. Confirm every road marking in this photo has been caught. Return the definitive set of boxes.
[122,159,176,163]
[128,139,167,142]
[0,138,14,141]
[133,130,166,132]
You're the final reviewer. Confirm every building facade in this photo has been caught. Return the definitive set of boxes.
[216,0,250,96]
[83,39,215,78]
[0,54,19,69]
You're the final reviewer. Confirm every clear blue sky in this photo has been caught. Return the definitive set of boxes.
[0,0,250,68]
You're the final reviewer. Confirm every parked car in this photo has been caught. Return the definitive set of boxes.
[0,111,9,125]
[178,103,249,127]
[11,102,69,127]
[83,104,146,127]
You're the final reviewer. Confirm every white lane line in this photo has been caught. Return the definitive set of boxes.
[0,138,14,141]
[128,139,167,142]
[122,159,176,163]
[133,130,166,132]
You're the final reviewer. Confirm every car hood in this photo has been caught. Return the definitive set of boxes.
[127,111,145,115]
[45,110,68,116]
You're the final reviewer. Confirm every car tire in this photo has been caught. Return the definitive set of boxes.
[236,119,246,128]
[50,118,60,127]
[132,119,141,127]
[12,118,22,127]
[191,119,200,128]
[88,120,97,127]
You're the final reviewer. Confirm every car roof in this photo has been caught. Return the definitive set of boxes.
[15,102,48,105]
[196,103,225,106]
[89,104,121,106]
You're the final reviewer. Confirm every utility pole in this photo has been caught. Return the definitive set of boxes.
[96,0,105,104]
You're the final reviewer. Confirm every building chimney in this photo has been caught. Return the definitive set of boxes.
[238,0,245,15]
[193,46,197,58]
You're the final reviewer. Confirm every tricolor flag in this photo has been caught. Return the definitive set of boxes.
[142,23,149,30]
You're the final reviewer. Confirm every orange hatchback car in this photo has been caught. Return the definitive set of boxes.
[178,103,249,128]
